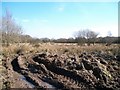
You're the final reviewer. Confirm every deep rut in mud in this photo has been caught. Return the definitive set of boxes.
[11,56,81,89]
[33,56,94,89]
[11,57,21,72]
[9,52,120,90]
[11,57,40,88]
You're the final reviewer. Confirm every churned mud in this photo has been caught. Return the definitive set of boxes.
[2,51,120,90]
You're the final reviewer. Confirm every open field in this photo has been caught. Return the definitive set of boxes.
[1,43,120,89]
[1,1,119,90]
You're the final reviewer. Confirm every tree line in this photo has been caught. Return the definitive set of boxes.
[1,10,120,46]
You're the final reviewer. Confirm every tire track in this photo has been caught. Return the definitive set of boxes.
[32,55,95,89]
[11,56,53,89]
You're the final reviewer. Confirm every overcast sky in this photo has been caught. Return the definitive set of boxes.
[2,1,118,39]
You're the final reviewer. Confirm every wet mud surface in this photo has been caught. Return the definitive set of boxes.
[2,51,120,90]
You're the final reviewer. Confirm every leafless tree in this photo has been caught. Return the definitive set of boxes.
[75,29,98,45]
[105,31,112,46]
[2,9,22,46]
[107,31,112,37]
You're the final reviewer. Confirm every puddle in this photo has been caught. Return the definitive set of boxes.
[40,79,56,89]
[20,75,35,88]
[20,75,56,89]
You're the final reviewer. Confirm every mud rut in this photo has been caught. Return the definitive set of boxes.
[11,55,84,89]
[10,52,120,90]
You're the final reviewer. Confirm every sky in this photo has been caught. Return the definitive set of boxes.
[2,1,119,39]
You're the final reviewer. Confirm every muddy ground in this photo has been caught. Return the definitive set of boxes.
[1,47,120,90]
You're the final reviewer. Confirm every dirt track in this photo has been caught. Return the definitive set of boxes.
[2,51,120,90]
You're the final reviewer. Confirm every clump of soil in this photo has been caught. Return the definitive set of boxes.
[2,51,120,90]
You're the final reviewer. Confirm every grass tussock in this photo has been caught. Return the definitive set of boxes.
[2,44,35,56]
[2,43,120,57]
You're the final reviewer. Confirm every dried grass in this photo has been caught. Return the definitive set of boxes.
[2,43,120,56]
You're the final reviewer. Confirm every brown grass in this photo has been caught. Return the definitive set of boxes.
[2,43,120,57]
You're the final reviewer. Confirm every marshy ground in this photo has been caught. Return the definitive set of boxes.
[1,43,120,90]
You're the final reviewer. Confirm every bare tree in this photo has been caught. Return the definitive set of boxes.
[105,31,113,46]
[2,9,22,45]
[75,29,98,45]
[107,31,112,37]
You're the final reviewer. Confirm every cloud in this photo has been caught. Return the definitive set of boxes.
[57,4,65,12]
[31,19,48,23]
[22,19,30,23]
[58,7,64,11]
[14,17,18,21]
